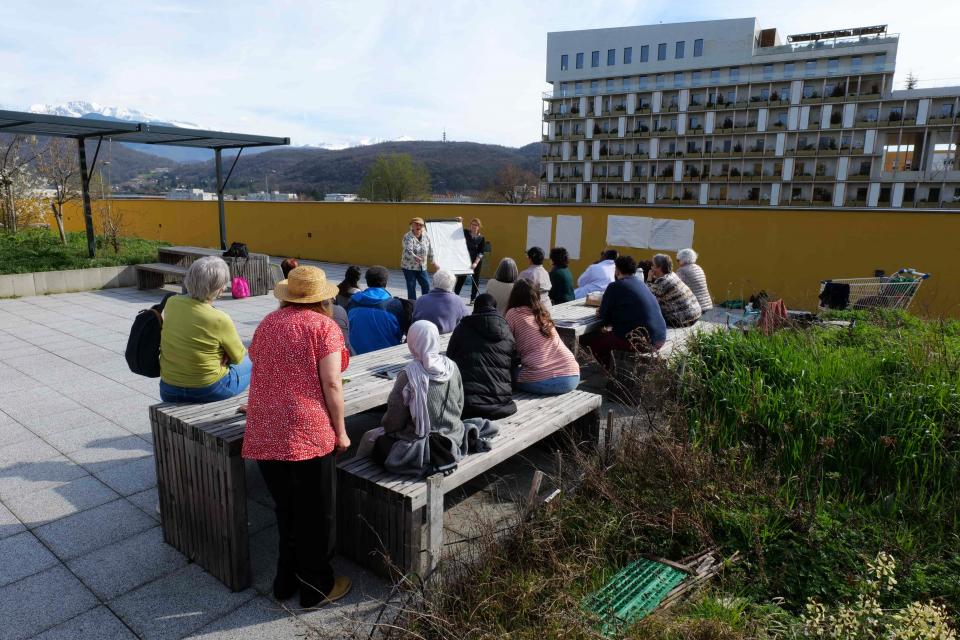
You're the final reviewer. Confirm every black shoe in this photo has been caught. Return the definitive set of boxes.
[273,572,298,600]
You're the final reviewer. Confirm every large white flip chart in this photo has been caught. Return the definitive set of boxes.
[526,216,553,251]
[554,215,582,259]
[605,215,652,248]
[425,219,473,275]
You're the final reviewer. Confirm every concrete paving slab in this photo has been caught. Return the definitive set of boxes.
[0,565,98,640]
[110,564,256,640]
[4,475,120,527]
[66,434,153,473]
[186,596,314,640]
[17,406,113,437]
[0,435,61,470]
[0,418,34,446]
[0,530,60,587]
[127,486,160,521]
[44,420,132,455]
[0,501,26,540]
[67,526,187,601]
[0,387,82,422]
[0,455,89,500]
[92,455,156,496]
[33,605,138,640]
[34,498,156,561]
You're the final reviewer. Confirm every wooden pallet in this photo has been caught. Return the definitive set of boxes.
[337,390,604,577]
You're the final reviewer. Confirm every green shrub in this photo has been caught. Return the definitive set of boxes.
[0,229,169,275]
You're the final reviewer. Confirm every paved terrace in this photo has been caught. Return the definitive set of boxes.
[0,262,736,639]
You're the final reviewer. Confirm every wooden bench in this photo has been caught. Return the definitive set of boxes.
[149,336,450,591]
[135,263,188,290]
[159,246,273,296]
[336,390,604,577]
[552,299,603,356]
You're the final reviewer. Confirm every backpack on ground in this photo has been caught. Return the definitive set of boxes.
[231,276,250,299]
[223,242,249,259]
[125,293,175,378]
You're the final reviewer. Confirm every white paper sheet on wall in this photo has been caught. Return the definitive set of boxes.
[554,215,582,259]
[649,219,695,251]
[425,219,473,275]
[526,216,553,252]
[605,215,652,248]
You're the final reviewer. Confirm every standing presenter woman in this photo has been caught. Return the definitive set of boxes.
[401,217,438,300]
[454,218,486,304]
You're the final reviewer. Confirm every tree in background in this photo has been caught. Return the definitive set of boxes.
[0,136,42,233]
[36,137,81,243]
[360,153,431,202]
[905,70,919,90]
[487,164,539,203]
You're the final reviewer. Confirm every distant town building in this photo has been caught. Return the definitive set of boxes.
[324,193,359,202]
[166,188,216,201]
[431,193,474,203]
[243,191,299,201]
[542,18,960,208]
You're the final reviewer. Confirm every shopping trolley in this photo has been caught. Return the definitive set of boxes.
[818,268,930,312]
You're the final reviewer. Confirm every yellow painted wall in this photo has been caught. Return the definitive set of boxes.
[58,200,960,318]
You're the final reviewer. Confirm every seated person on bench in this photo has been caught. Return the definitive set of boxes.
[412,270,468,334]
[582,255,667,368]
[447,293,519,419]
[505,279,580,395]
[574,248,618,299]
[159,256,251,403]
[283,258,349,348]
[346,266,407,355]
[242,265,352,608]
[648,253,702,328]
[364,321,484,476]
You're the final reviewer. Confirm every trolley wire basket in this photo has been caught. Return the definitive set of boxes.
[818,268,930,312]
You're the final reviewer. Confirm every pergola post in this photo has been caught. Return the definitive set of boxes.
[215,148,226,250]
[77,138,96,258]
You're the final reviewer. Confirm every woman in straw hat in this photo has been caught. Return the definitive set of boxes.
[242,266,352,608]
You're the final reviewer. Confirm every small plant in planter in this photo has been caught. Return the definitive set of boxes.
[615,104,626,112]
[723,117,733,128]
[830,112,842,125]
[750,95,762,102]
[593,124,602,134]
[717,94,725,105]
[662,165,674,177]
[733,143,743,152]
[831,85,845,98]
[811,90,820,98]
[889,111,902,121]
[730,167,741,177]
[770,91,780,101]
[692,124,703,130]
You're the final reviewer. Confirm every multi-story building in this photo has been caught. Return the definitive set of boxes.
[541,18,960,208]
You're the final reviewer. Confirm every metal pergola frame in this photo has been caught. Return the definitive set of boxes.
[0,109,289,255]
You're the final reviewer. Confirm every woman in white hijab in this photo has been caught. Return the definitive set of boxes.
[362,321,468,476]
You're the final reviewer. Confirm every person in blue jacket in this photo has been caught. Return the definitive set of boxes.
[346,266,409,355]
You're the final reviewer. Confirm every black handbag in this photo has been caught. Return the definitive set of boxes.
[223,242,249,259]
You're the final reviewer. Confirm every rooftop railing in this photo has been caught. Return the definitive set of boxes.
[755,33,899,56]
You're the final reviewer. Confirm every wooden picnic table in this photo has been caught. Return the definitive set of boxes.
[157,245,273,296]
[551,298,603,355]
[149,334,449,590]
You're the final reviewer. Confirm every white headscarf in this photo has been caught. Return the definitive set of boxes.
[403,320,455,438]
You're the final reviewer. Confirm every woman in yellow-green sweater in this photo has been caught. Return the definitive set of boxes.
[159,256,251,403]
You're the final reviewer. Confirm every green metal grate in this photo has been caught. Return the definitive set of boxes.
[582,558,688,636]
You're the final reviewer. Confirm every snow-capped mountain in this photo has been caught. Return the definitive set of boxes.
[28,101,200,129]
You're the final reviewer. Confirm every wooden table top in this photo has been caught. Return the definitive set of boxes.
[551,299,603,335]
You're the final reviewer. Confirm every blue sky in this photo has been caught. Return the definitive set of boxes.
[4,0,958,148]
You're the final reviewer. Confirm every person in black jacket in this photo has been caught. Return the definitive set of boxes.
[454,218,485,303]
[446,293,518,419]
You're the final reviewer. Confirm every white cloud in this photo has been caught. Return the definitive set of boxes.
[4,0,958,147]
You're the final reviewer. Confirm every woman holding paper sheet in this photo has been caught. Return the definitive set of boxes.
[401,217,437,300]
[454,218,485,304]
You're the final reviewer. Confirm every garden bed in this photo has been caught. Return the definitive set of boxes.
[0,229,169,275]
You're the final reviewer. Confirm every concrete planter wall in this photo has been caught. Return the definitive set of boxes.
[0,265,137,298]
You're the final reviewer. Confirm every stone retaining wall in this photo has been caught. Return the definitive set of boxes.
[0,265,138,298]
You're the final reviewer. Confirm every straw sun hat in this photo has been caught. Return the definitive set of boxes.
[274,266,338,304]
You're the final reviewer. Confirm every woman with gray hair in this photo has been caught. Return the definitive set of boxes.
[412,270,468,334]
[484,257,519,315]
[676,248,713,312]
[647,253,702,328]
[159,256,251,403]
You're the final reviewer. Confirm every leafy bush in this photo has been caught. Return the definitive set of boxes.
[0,229,169,275]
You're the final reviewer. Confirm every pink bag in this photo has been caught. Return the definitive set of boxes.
[231,276,250,299]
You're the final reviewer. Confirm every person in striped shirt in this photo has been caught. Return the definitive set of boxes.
[648,254,702,328]
[676,248,714,313]
[505,279,580,395]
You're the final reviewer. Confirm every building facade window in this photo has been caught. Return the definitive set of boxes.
[850,56,861,72]
[624,47,632,64]
[575,81,583,95]
[827,58,839,75]
[591,50,600,67]
[576,52,584,69]
[656,74,665,88]
[784,62,795,78]
[607,48,616,65]
[657,43,667,60]
[763,64,773,80]
[640,45,649,62]
[729,67,739,82]
[692,70,702,85]
[590,80,599,93]
[710,68,720,83]
[639,75,648,89]
[874,53,886,70]
[675,41,685,58]
[805,60,817,76]
[606,78,614,92]
[560,82,568,96]
[694,38,703,57]
[673,72,684,87]
[560,54,568,71]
